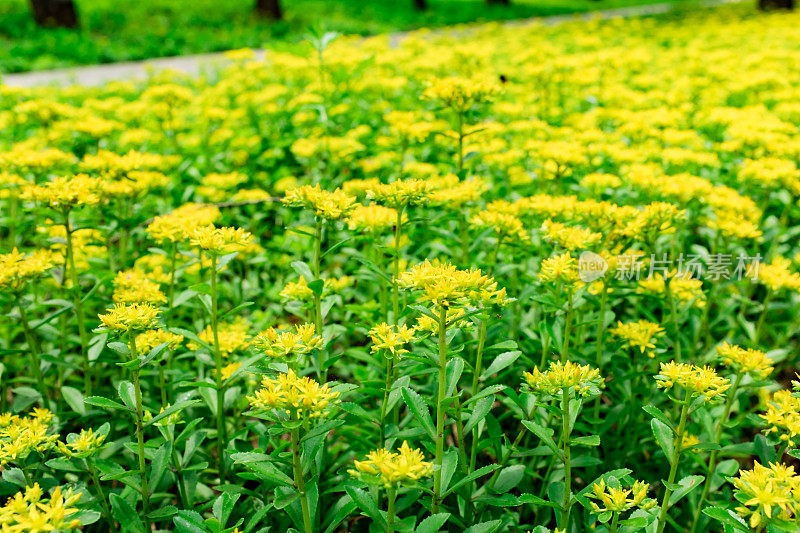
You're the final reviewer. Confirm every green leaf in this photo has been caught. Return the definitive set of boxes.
[464,395,493,435]
[117,381,136,410]
[61,386,86,415]
[651,419,675,465]
[463,520,501,533]
[415,513,450,533]
[493,464,525,493]
[703,507,750,531]
[643,405,675,431]
[145,399,202,427]
[291,261,314,282]
[173,510,208,533]
[344,486,386,528]
[440,449,459,496]
[667,475,704,507]
[522,420,562,458]
[571,435,600,447]
[444,463,500,496]
[401,387,436,441]
[110,494,146,533]
[445,357,464,397]
[480,351,521,380]
[85,396,128,411]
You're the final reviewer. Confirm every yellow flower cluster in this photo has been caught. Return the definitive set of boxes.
[717,342,773,379]
[637,272,706,308]
[761,390,800,447]
[349,441,434,488]
[0,409,57,467]
[757,257,800,292]
[733,461,800,529]
[587,479,655,514]
[112,268,167,304]
[471,209,530,244]
[251,324,324,360]
[368,323,416,356]
[191,317,250,355]
[135,329,184,353]
[398,259,507,309]
[283,184,357,220]
[247,370,340,419]
[57,428,106,458]
[423,76,500,111]
[347,205,403,233]
[190,225,253,255]
[523,361,603,398]
[147,203,221,243]
[23,174,102,209]
[0,248,57,292]
[538,253,580,285]
[609,320,665,357]
[654,361,730,403]
[98,302,160,332]
[541,220,601,251]
[0,484,82,532]
[366,179,430,209]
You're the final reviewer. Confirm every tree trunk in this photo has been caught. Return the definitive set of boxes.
[255,0,282,19]
[29,0,78,28]
[758,0,794,9]
[414,0,427,11]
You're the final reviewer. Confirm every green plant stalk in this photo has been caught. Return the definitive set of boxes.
[291,425,313,533]
[432,305,448,514]
[128,333,151,531]
[754,289,773,346]
[167,241,178,311]
[379,352,395,446]
[456,109,465,171]
[562,294,574,363]
[560,386,572,530]
[665,280,681,362]
[85,457,113,528]
[313,218,324,379]
[386,485,397,533]
[392,209,403,323]
[169,428,191,509]
[468,319,488,474]
[210,254,227,484]
[689,372,743,533]
[656,394,692,533]
[64,210,92,395]
[609,511,620,533]
[18,298,47,403]
[592,283,610,421]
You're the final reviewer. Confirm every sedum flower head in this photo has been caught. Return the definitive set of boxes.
[541,220,601,251]
[0,409,58,467]
[147,203,221,243]
[0,484,82,531]
[732,461,800,529]
[398,259,507,309]
[523,361,603,398]
[251,323,324,360]
[471,210,530,244]
[190,225,253,255]
[757,257,800,292]
[654,361,730,403]
[112,268,167,304]
[717,342,773,379]
[538,253,580,285]
[423,76,500,110]
[247,370,340,419]
[366,179,430,209]
[761,389,800,448]
[588,479,656,515]
[0,248,57,292]
[190,317,250,356]
[347,205,404,233]
[98,302,160,332]
[349,441,434,488]
[135,329,184,354]
[368,323,416,357]
[23,174,102,209]
[610,320,665,358]
[283,184,357,220]
[57,428,105,458]
[280,277,313,301]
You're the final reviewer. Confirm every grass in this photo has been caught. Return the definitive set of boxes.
[0,0,689,73]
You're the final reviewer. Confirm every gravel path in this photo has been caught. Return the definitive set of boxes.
[1,0,739,88]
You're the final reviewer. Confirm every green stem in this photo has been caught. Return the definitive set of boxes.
[432,305,448,514]
[392,209,403,324]
[313,218,324,380]
[210,254,227,484]
[609,511,620,533]
[291,426,313,533]
[656,394,692,533]
[689,372,743,533]
[128,333,151,531]
[754,290,773,347]
[18,299,47,404]
[562,294,574,363]
[386,485,397,533]
[468,319,488,472]
[665,280,681,362]
[592,283,609,421]
[379,353,395,446]
[560,386,572,530]
[167,241,178,311]
[64,211,91,395]
[85,458,113,528]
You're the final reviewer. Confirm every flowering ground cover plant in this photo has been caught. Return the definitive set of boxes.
[2,3,800,532]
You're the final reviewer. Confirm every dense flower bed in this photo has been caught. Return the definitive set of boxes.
[2,4,800,532]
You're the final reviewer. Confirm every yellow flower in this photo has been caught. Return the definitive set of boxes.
[251,324,324,360]
[471,209,530,244]
[135,329,184,353]
[190,317,250,356]
[368,323,416,357]
[761,389,800,448]
[523,361,604,398]
[0,248,57,292]
[588,479,655,514]
[283,184,357,220]
[0,484,82,531]
[717,342,773,379]
[423,76,500,110]
[247,370,340,419]
[349,441,434,488]
[98,302,160,332]
[398,259,507,309]
[147,203,221,244]
[112,268,167,304]
[57,428,106,458]
[609,320,665,357]
[541,220,601,251]
[757,257,800,292]
[190,225,254,255]
[733,461,800,529]
[538,253,580,285]
[654,361,730,403]
[347,205,404,233]
[23,174,102,209]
